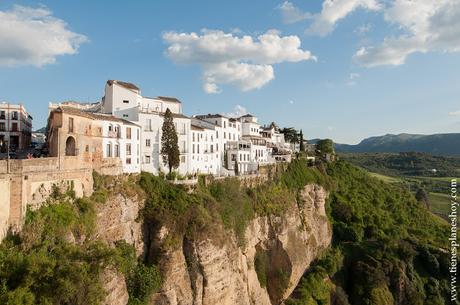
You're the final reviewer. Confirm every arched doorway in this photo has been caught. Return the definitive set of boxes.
[65,136,76,156]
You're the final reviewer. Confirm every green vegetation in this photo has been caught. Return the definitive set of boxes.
[287,160,451,305]
[0,192,112,305]
[0,175,160,305]
[428,193,452,216]
[341,152,460,177]
[316,139,335,155]
[254,248,269,288]
[340,152,459,220]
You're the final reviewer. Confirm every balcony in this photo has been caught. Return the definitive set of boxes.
[108,130,120,138]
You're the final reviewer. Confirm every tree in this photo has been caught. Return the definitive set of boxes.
[299,129,305,152]
[161,108,180,175]
[280,127,299,144]
[316,139,334,154]
[415,188,429,208]
[234,159,239,176]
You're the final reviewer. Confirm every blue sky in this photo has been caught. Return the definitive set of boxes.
[0,0,459,144]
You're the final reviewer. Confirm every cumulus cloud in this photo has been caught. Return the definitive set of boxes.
[163,29,316,93]
[224,105,249,118]
[354,0,460,67]
[278,1,312,24]
[306,0,381,36]
[0,5,88,67]
[449,110,460,116]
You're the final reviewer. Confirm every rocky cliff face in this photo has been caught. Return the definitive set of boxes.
[150,184,332,305]
[96,183,331,305]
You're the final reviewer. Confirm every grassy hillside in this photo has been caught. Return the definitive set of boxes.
[340,152,458,220]
[287,161,451,305]
[340,152,460,177]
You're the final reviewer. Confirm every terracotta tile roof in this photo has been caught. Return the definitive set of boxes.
[160,111,189,119]
[55,107,139,126]
[157,96,182,104]
[195,113,228,119]
[191,124,204,131]
[107,80,140,92]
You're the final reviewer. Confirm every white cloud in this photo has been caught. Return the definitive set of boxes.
[163,29,316,93]
[449,110,460,116]
[354,0,460,67]
[306,0,381,36]
[278,1,312,24]
[347,72,360,85]
[0,5,87,67]
[354,23,372,35]
[224,105,248,118]
[289,100,294,104]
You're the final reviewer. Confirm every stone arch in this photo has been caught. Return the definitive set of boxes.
[65,136,77,156]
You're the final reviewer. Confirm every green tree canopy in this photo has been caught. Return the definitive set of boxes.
[316,139,335,154]
[161,108,180,175]
[280,127,299,144]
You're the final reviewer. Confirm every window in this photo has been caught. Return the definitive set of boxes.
[123,100,129,104]
[68,117,74,132]
[240,154,242,161]
[107,143,112,157]
[123,114,128,118]
[11,111,18,120]
[85,145,89,152]
[192,132,195,142]
[224,132,226,139]
[0,111,5,119]
[216,131,218,138]
[126,158,131,164]
[137,129,140,140]
[145,156,151,164]
[231,154,236,161]
[126,144,132,156]
[108,125,113,131]
[0,122,5,131]
[114,144,120,157]
[146,139,151,147]
[210,145,214,153]
[216,143,219,151]
[181,156,185,163]
[192,144,195,154]
[224,121,226,128]
[197,144,200,154]
[126,127,132,139]
[11,123,18,132]
[145,119,152,131]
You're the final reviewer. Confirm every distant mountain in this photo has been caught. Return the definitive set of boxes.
[309,133,460,156]
[34,127,47,133]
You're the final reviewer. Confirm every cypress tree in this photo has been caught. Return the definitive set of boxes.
[161,108,180,175]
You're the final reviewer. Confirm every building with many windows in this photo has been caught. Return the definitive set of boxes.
[46,80,294,176]
[47,106,141,173]
[0,102,33,151]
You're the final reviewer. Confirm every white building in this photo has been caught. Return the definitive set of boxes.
[47,106,141,174]
[225,141,252,175]
[100,118,141,174]
[0,102,33,151]
[190,118,221,175]
[102,80,191,176]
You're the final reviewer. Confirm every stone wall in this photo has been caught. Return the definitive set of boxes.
[0,156,123,241]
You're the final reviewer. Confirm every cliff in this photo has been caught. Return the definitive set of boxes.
[96,182,331,305]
